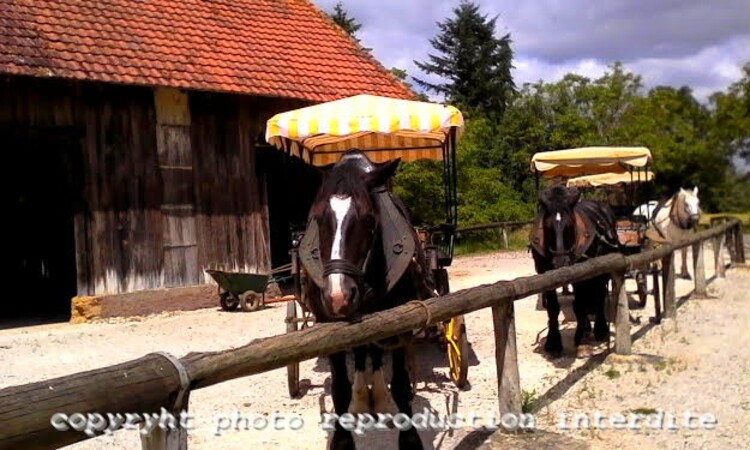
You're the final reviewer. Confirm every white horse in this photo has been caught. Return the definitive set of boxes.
[635,187,702,278]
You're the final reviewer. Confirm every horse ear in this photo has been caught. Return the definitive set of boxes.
[693,186,699,195]
[366,158,401,188]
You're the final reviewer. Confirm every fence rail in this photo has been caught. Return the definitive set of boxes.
[0,219,744,450]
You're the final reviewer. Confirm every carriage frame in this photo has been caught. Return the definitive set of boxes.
[265,94,469,397]
[530,146,661,321]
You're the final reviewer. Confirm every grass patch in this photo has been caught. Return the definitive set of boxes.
[521,389,538,413]
[629,407,658,415]
[604,368,622,379]
[653,359,668,371]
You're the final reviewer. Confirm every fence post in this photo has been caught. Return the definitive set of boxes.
[501,227,509,249]
[735,223,745,265]
[726,228,737,265]
[662,252,676,319]
[714,234,726,278]
[492,301,521,417]
[692,241,707,298]
[612,270,631,355]
[141,353,191,450]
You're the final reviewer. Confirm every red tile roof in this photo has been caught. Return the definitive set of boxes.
[0,0,415,102]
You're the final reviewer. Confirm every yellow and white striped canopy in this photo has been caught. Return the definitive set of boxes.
[567,171,655,188]
[265,94,464,166]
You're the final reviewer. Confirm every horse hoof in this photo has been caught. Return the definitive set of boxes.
[544,340,563,357]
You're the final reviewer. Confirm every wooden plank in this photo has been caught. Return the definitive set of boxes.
[155,88,197,287]
[612,271,631,354]
[492,302,521,416]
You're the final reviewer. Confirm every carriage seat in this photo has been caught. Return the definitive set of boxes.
[615,214,647,248]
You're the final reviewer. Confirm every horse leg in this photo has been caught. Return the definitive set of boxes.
[369,344,398,415]
[391,346,423,450]
[593,275,609,342]
[572,281,591,346]
[544,289,563,355]
[329,351,355,450]
[349,346,371,414]
[679,247,692,279]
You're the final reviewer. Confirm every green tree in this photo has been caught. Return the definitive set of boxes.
[710,62,750,164]
[328,2,362,42]
[413,1,515,119]
[390,67,429,101]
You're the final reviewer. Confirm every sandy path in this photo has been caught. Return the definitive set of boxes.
[0,242,746,449]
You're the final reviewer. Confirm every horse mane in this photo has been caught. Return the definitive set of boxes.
[311,154,373,217]
[539,185,579,212]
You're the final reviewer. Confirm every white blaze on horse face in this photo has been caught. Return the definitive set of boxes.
[329,195,352,296]
[555,212,561,222]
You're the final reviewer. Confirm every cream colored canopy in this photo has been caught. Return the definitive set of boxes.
[567,171,655,188]
[265,94,464,166]
[531,146,653,178]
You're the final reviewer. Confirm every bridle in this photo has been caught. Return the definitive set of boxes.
[320,201,378,299]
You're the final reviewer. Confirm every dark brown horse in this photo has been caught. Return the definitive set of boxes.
[530,185,620,356]
[302,150,433,450]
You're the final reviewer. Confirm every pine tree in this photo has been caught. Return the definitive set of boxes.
[328,2,362,42]
[413,1,515,118]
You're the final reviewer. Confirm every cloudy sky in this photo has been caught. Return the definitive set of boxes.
[312,0,750,102]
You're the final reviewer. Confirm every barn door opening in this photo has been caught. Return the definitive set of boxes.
[3,128,81,325]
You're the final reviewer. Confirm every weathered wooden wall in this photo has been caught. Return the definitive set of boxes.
[1,75,306,309]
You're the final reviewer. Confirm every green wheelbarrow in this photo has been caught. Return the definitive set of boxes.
[205,269,272,312]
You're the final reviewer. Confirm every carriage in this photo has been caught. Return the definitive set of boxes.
[264,94,470,397]
[530,146,661,319]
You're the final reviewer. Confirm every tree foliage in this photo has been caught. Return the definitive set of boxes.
[413,1,515,119]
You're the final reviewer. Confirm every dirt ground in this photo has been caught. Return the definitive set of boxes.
[1,241,747,450]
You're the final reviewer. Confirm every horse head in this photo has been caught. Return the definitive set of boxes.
[538,185,581,269]
[308,149,400,320]
[675,186,701,229]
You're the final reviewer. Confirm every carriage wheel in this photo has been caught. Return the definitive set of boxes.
[240,291,262,312]
[286,300,301,398]
[219,292,239,311]
[446,315,469,389]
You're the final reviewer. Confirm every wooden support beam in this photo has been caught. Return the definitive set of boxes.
[714,235,725,278]
[692,241,707,298]
[0,354,182,450]
[612,271,631,355]
[662,252,676,319]
[492,302,521,416]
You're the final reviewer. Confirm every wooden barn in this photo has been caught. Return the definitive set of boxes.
[0,0,413,322]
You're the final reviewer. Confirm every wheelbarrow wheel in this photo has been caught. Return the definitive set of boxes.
[240,291,262,312]
[286,300,301,398]
[446,315,469,389]
[219,292,239,311]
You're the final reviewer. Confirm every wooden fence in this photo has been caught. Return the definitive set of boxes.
[0,219,744,450]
